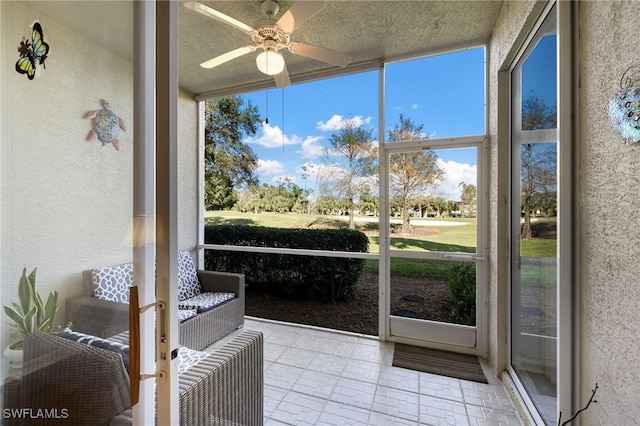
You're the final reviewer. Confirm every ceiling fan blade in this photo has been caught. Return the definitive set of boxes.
[276,1,324,34]
[183,2,255,34]
[288,42,351,67]
[274,63,290,88]
[200,46,256,69]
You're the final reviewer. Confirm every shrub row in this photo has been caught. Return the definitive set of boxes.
[447,262,476,326]
[204,225,369,301]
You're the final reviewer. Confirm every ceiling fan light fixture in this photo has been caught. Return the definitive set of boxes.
[256,50,285,75]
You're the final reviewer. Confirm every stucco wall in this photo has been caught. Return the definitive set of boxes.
[0,2,199,347]
[0,2,134,347]
[579,1,640,423]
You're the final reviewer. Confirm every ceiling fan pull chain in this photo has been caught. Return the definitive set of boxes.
[265,51,270,125]
[265,88,269,125]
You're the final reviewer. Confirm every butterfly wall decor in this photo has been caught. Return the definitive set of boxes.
[16,21,50,80]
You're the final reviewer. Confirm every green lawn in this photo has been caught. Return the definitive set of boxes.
[205,211,557,285]
[205,211,318,228]
[521,218,557,258]
[521,239,556,257]
[206,211,477,252]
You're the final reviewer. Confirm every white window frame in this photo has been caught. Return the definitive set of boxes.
[506,1,578,423]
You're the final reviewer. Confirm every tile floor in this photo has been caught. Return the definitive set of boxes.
[241,317,523,426]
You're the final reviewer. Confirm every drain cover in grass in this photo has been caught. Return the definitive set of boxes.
[403,294,424,302]
[393,309,420,318]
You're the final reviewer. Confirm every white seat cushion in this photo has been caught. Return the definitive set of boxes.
[178,309,198,323]
[178,292,235,313]
[177,346,209,374]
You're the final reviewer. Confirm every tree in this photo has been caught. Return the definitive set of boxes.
[388,114,444,233]
[520,96,557,239]
[326,119,377,229]
[445,200,459,218]
[522,95,556,131]
[238,179,305,214]
[236,186,259,213]
[426,195,447,218]
[204,96,261,210]
[458,182,477,218]
[358,190,379,217]
[299,164,315,214]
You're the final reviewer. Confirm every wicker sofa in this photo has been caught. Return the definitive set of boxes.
[2,330,263,425]
[65,251,245,351]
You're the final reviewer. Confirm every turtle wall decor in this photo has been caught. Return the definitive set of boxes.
[607,63,640,146]
[84,99,126,151]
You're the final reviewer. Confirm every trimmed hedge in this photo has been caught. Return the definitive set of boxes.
[204,225,369,301]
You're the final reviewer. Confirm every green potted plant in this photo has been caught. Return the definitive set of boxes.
[3,267,59,368]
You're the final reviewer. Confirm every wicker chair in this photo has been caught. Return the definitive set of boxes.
[65,268,245,351]
[2,331,263,426]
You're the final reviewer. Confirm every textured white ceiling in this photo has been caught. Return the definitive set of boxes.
[22,1,504,98]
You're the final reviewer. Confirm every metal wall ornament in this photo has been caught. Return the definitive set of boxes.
[607,63,640,146]
[15,21,49,80]
[84,99,127,151]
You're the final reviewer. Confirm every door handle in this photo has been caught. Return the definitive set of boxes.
[442,254,485,261]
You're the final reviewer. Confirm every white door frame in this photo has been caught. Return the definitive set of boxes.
[379,136,489,356]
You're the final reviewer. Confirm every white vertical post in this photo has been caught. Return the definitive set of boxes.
[477,47,490,358]
[132,2,156,425]
[557,0,577,421]
[198,101,206,268]
[377,61,389,340]
[155,1,179,424]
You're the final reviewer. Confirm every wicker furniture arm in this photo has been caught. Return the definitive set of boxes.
[112,330,264,426]
[198,270,245,297]
[65,295,129,338]
[64,269,130,338]
[180,330,263,425]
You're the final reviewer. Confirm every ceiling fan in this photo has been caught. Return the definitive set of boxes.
[183,0,352,88]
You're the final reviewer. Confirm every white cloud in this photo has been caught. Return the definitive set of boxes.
[257,159,285,176]
[412,103,419,109]
[292,162,332,194]
[295,161,345,184]
[319,163,348,181]
[244,122,299,148]
[434,159,477,200]
[316,114,372,131]
[295,161,327,180]
[297,136,325,159]
[246,123,328,161]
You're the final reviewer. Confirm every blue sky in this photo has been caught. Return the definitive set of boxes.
[240,47,486,200]
[523,34,557,110]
